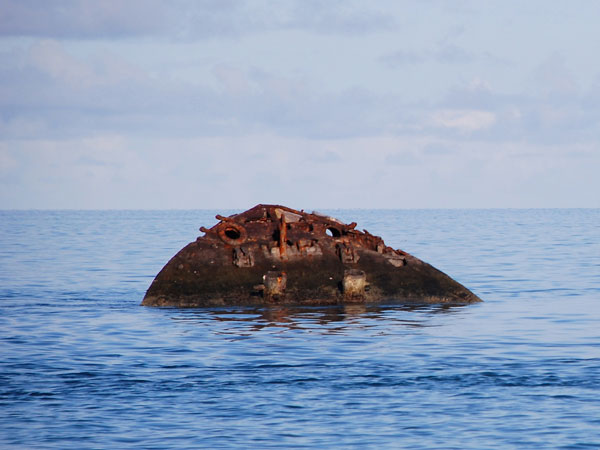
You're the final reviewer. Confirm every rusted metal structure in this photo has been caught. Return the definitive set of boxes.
[142,204,481,307]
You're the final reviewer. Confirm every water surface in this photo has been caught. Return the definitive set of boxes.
[1,209,599,449]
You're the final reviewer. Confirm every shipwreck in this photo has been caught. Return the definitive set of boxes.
[142,204,482,307]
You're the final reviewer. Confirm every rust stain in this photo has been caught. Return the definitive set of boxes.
[199,205,402,260]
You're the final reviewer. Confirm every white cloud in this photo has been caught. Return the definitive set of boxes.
[432,109,496,132]
[27,39,95,86]
[26,39,147,88]
[467,77,492,92]
[0,149,18,173]
[212,64,253,96]
[532,52,578,97]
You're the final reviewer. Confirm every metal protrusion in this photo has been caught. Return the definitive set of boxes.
[263,271,287,298]
[343,269,366,299]
[233,247,253,268]
[279,215,287,259]
[336,243,359,263]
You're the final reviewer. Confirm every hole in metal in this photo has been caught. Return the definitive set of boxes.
[326,227,341,238]
[224,227,241,240]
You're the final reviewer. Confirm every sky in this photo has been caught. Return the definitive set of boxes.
[1,0,599,209]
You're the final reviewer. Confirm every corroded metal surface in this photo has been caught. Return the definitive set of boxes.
[142,204,482,307]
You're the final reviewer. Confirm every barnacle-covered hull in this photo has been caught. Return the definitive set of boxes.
[142,205,481,307]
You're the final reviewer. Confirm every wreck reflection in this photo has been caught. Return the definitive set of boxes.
[169,303,468,335]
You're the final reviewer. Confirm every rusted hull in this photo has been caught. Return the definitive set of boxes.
[142,205,481,307]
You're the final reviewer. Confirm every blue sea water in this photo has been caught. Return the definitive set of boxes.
[0,209,599,449]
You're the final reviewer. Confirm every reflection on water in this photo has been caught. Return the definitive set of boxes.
[170,303,467,335]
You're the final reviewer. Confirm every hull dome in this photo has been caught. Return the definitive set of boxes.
[142,205,482,307]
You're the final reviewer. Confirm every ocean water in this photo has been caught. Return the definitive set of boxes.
[0,209,599,449]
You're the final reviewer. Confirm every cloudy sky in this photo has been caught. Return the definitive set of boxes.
[1,0,599,209]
